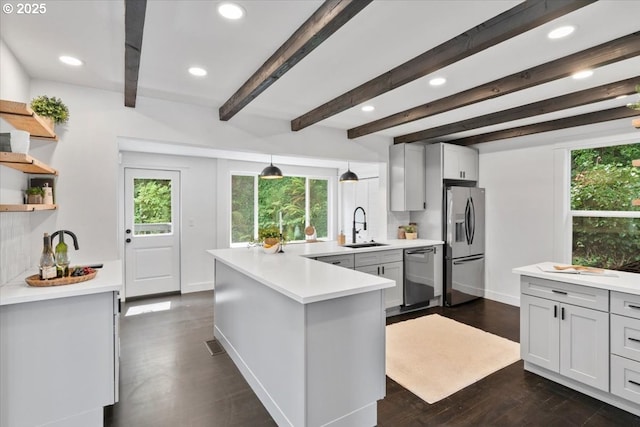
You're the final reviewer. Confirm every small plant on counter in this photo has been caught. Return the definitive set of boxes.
[404,225,416,233]
[627,84,640,111]
[30,95,70,124]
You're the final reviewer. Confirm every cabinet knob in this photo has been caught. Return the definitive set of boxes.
[125,238,131,243]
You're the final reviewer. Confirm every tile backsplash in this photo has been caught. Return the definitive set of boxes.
[0,212,31,284]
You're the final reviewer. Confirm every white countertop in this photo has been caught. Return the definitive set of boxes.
[0,260,123,306]
[513,262,640,295]
[208,239,443,304]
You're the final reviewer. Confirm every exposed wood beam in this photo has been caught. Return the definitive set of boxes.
[124,0,147,108]
[291,0,596,131]
[219,0,373,121]
[445,107,638,146]
[351,32,640,139]
[394,77,640,144]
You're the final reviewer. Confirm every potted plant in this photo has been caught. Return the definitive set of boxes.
[258,226,281,247]
[404,225,417,240]
[26,187,44,204]
[30,95,70,127]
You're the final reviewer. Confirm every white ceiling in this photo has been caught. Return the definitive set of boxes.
[1,0,639,144]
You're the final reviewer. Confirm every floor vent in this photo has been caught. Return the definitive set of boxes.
[204,339,225,356]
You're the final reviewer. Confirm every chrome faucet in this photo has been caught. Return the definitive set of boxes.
[352,206,367,243]
[51,230,79,250]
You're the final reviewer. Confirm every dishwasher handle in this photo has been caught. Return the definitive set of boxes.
[405,247,436,255]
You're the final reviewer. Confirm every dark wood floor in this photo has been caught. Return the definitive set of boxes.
[105,291,640,427]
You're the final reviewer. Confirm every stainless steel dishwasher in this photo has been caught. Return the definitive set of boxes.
[403,246,437,307]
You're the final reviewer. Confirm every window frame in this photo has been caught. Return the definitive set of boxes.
[229,172,333,247]
[566,141,640,268]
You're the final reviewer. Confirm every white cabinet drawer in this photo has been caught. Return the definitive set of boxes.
[612,314,640,363]
[315,254,354,269]
[611,292,640,320]
[520,276,609,311]
[354,249,402,267]
[611,354,640,405]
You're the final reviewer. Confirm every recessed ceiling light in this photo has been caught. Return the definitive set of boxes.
[548,25,575,39]
[59,55,83,66]
[361,105,375,112]
[188,67,207,77]
[218,2,245,20]
[429,77,447,86]
[572,70,593,80]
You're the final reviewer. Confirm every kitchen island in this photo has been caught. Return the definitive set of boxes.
[0,260,122,427]
[514,262,640,417]
[208,239,441,427]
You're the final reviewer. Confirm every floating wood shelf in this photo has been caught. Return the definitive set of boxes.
[0,99,57,141]
[0,204,57,212]
[0,152,57,175]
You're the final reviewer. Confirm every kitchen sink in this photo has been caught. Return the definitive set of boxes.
[342,242,389,248]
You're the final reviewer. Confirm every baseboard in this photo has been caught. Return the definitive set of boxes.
[182,281,214,294]
[484,289,520,307]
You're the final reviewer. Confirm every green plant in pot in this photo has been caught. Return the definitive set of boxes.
[404,225,417,239]
[30,95,70,125]
[258,226,281,246]
[26,187,44,204]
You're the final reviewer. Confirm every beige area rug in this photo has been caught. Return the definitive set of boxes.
[386,314,520,404]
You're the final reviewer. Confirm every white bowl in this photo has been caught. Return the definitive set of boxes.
[262,243,280,254]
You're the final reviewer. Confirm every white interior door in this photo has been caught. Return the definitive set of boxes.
[124,168,180,298]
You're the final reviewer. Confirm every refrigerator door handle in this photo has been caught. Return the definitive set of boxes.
[464,198,471,244]
[469,197,476,245]
[453,255,484,265]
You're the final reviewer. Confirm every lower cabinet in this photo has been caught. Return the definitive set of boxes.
[520,293,609,391]
[355,250,404,309]
[610,291,640,405]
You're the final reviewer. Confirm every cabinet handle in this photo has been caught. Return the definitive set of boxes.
[382,266,385,275]
[561,307,565,320]
[377,266,380,275]
[554,305,557,318]
[552,289,568,295]
[628,337,640,343]
[331,261,341,265]
[629,380,640,387]
[629,304,640,310]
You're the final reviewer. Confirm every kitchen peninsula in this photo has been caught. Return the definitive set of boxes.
[514,262,640,417]
[208,239,441,427]
[0,261,122,427]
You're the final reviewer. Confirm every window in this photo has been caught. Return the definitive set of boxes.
[570,143,640,270]
[231,174,329,244]
[133,178,172,235]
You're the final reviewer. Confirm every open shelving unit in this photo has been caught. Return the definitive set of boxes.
[0,152,58,175]
[0,204,57,212]
[0,99,57,140]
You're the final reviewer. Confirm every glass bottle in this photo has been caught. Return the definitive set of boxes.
[39,233,56,280]
[55,233,69,277]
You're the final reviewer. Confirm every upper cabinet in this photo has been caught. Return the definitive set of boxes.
[389,143,426,211]
[442,143,478,181]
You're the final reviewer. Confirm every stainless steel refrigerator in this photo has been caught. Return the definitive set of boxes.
[444,186,485,306]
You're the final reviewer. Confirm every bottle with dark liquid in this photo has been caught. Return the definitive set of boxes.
[39,233,56,280]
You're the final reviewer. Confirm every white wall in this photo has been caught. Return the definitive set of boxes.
[119,151,218,293]
[0,40,32,284]
[478,126,640,306]
[1,70,390,285]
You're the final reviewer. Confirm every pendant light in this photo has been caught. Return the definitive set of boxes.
[339,162,359,183]
[260,155,283,179]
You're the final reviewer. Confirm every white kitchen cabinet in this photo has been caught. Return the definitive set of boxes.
[389,143,426,211]
[520,278,609,392]
[355,250,404,309]
[611,291,640,405]
[315,254,354,269]
[0,291,119,427]
[442,143,478,181]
